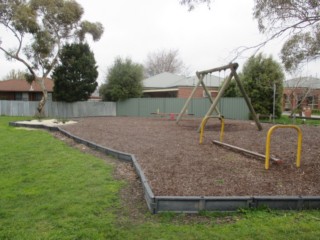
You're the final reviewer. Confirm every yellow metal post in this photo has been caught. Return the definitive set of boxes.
[199,116,209,144]
[220,117,225,142]
[265,125,302,170]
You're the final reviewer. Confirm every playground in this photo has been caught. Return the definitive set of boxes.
[59,116,320,197]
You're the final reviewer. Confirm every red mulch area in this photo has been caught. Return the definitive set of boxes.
[59,117,320,197]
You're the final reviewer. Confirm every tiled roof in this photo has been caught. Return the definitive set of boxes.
[143,72,223,89]
[284,77,320,89]
[143,72,185,88]
[0,78,54,92]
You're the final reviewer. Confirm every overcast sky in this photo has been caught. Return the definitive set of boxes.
[1,0,319,84]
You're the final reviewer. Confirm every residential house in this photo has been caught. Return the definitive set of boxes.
[142,72,223,98]
[0,78,102,102]
[88,88,102,102]
[283,77,320,111]
[0,78,53,101]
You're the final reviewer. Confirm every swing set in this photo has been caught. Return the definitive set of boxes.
[176,62,303,170]
[176,62,263,131]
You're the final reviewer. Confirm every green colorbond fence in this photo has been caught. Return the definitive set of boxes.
[117,97,250,120]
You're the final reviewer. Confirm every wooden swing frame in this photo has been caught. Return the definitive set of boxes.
[176,62,263,131]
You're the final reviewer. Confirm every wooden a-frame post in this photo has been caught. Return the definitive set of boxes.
[176,62,262,131]
[176,69,221,124]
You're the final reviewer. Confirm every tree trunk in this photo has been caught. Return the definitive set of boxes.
[35,77,48,118]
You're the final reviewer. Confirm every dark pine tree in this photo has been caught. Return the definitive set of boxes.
[52,43,98,102]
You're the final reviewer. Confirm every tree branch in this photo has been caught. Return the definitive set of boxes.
[229,19,318,63]
[0,46,36,78]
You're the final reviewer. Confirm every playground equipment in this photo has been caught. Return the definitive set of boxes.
[265,125,302,170]
[176,62,262,131]
[199,116,225,144]
[181,63,302,170]
[212,140,281,164]
[210,124,303,170]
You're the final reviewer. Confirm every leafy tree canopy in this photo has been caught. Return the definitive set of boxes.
[241,53,284,118]
[100,57,144,102]
[0,0,103,115]
[222,79,240,98]
[52,43,98,102]
[254,0,320,72]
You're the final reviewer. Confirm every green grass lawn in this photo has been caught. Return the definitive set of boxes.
[1,116,320,240]
[261,115,320,126]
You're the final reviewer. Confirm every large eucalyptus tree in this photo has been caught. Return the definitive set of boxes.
[0,0,103,116]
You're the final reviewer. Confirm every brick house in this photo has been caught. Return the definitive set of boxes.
[283,77,320,111]
[0,78,101,102]
[0,78,53,101]
[142,72,222,98]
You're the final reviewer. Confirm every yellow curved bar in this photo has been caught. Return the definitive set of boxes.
[199,116,225,144]
[265,125,302,170]
[199,117,209,144]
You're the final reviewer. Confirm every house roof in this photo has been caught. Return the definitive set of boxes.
[284,77,320,89]
[0,78,54,92]
[143,72,223,89]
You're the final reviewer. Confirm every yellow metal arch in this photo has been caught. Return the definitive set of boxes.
[199,116,225,144]
[265,125,302,170]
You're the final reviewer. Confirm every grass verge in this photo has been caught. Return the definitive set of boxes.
[1,116,320,239]
[0,116,123,239]
[260,115,320,126]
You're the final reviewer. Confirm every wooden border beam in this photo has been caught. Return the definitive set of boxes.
[212,140,280,163]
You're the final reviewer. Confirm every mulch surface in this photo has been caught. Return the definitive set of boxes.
[59,117,320,197]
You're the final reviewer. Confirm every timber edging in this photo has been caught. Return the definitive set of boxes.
[9,121,320,213]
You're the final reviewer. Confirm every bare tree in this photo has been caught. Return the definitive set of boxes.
[144,49,187,77]
[2,69,27,80]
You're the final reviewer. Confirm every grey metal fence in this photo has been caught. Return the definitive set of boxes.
[0,101,38,116]
[0,100,116,118]
[46,101,116,118]
[117,97,250,120]
[1,97,249,120]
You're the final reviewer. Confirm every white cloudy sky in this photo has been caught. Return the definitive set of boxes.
[0,0,319,84]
